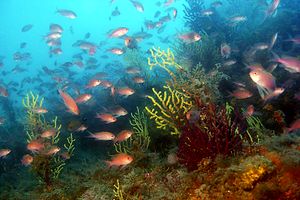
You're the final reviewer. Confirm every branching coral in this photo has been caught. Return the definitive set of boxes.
[147,47,183,80]
[22,92,76,187]
[113,179,125,200]
[22,91,46,142]
[145,85,193,135]
[114,107,150,162]
[177,101,248,171]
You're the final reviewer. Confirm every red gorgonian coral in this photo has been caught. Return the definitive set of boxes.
[177,100,247,171]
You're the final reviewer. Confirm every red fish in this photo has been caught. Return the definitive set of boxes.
[117,87,135,97]
[27,140,44,153]
[263,87,284,101]
[230,88,253,99]
[274,57,300,73]
[105,153,133,168]
[96,113,117,123]
[86,79,101,88]
[109,27,128,38]
[58,90,80,115]
[108,48,124,55]
[32,108,48,114]
[41,129,56,138]
[133,76,145,84]
[114,130,133,143]
[75,94,92,103]
[21,154,33,166]
[89,132,115,141]
[178,32,201,43]
[249,68,276,98]
[0,149,11,158]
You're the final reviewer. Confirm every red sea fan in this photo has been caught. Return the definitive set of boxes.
[177,101,247,171]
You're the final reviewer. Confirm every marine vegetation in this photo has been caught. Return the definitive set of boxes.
[22,92,75,188]
[145,85,193,135]
[113,179,125,200]
[147,47,183,81]
[123,49,147,68]
[177,101,248,171]
[114,107,150,164]
[172,63,228,103]
[173,35,222,71]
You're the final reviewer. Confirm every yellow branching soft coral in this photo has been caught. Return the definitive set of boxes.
[22,92,75,185]
[114,107,150,155]
[113,179,125,200]
[147,47,183,80]
[145,85,193,135]
[22,91,46,142]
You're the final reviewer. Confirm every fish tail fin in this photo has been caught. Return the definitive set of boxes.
[104,160,112,168]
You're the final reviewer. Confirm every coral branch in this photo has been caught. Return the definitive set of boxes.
[145,85,192,135]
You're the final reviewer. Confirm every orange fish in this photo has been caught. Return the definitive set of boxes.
[108,48,124,55]
[124,37,132,47]
[86,79,101,88]
[111,106,128,117]
[117,87,135,97]
[133,76,145,84]
[96,113,117,123]
[32,108,48,114]
[27,140,44,152]
[125,67,141,74]
[89,131,115,141]
[178,32,201,43]
[58,90,80,115]
[41,129,56,138]
[45,146,60,155]
[105,153,133,168]
[75,94,92,103]
[109,27,128,38]
[100,80,113,88]
[0,149,11,158]
[21,154,33,166]
[114,130,133,143]
[230,88,253,99]
[76,124,88,132]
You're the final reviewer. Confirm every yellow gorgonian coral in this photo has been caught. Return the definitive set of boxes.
[145,85,192,135]
[147,47,183,80]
